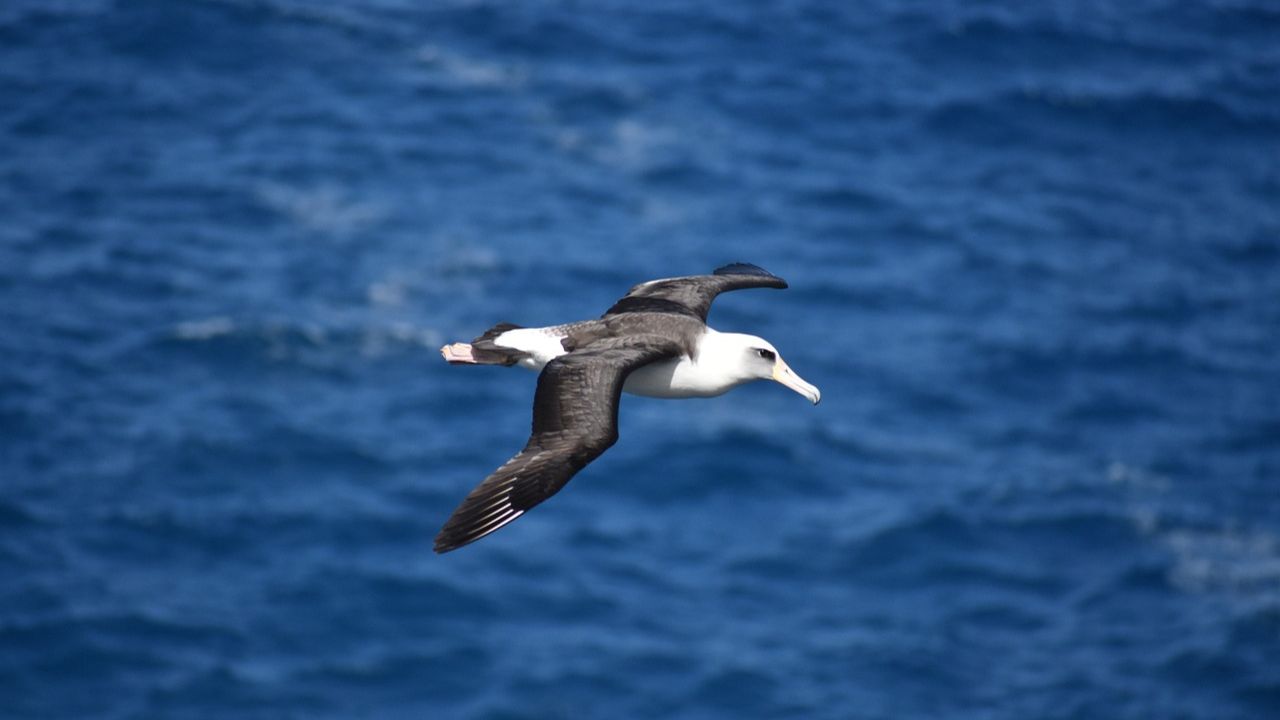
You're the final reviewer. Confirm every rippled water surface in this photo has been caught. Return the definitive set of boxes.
[3,1,1279,718]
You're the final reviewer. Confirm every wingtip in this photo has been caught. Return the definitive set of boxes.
[433,528,470,554]
[713,262,787,287]
[713,262,776,278]
[433,507,527,555]
[433,530,474,554]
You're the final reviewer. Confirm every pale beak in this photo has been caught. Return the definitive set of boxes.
[772,358,821,405]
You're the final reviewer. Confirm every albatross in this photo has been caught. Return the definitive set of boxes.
[435,262,820,553]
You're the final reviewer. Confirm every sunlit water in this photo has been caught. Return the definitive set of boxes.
[2,1,1278,718]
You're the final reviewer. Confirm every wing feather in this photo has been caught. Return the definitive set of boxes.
[434,335,682,553]
[602,262,787,320]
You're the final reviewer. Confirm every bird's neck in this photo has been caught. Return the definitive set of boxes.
[691,328,755,387]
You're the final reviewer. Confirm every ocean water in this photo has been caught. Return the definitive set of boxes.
[2,0,1279,717]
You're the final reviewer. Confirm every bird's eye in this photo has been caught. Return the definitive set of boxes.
[756,348,776,361]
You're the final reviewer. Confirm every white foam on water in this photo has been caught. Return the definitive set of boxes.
[1166,527,1280,598]
[255,182,385,236]
[360,323,441,359]
[1109,461,1280,608]
[174,317,236,340]
[414,44,527,89]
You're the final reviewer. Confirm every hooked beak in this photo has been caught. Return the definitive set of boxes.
[772,358,821,405]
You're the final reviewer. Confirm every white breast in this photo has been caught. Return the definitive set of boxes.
[623,328,751,398]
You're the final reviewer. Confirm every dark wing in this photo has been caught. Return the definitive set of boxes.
[602,262,787,321]
[434,335,683,553]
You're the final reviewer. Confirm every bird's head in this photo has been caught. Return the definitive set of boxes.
[719,333,822,405]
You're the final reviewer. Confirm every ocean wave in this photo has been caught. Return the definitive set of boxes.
[923,87,1279,144]
[597,429,802,504]
[966,329,1209,387]
[813,419,965,468]
[172,316,236,341]
[1165,528,1280,602]
[0,1,109,31]
[0,607,247,719]
[0,498,40,529]
[5,1,1278,717]
[414,44,528,90]
[254,182,386,237]
[1108,461,1280,617]
[162,317,441,363]
[205,0,394,40]
[688,667,781,716]
[552,116,726,188]
[914,11,1198,61]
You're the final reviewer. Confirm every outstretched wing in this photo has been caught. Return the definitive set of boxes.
[434,335,683,553]
[602,262,788,321]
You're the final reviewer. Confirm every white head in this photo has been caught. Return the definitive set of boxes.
[702,332,822,404]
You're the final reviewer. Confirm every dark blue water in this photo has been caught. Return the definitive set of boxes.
[3,1,1279,717]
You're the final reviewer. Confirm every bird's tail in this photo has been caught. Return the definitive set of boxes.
[441,322,528,366]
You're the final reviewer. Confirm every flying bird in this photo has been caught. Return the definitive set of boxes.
[435,263,821,553]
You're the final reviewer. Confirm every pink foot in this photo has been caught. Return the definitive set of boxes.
[441,342,476,364]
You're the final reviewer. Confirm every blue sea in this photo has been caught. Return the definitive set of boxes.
[2,1,1279,717]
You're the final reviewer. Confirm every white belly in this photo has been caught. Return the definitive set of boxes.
[622,357,733,398]
[496,325,741,399]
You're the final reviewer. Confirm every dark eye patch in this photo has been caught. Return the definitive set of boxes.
[756,348,776,361]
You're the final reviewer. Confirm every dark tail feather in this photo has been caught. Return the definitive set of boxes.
[474,322,522,343]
